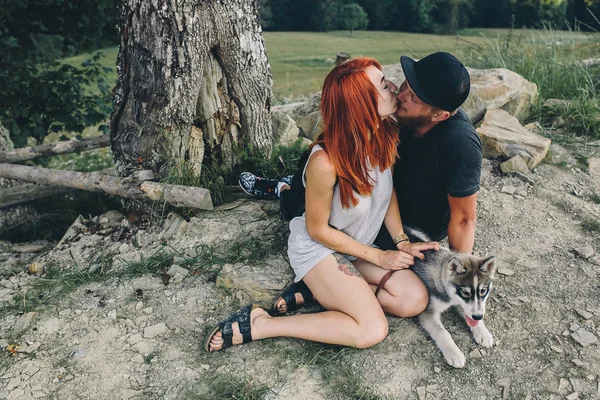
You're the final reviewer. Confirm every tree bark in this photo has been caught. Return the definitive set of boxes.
[0,135,110,164]
[111,0,273,179]
[0,164,213,210]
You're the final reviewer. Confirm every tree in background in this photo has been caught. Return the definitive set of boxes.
[309,0,342,31]
[0,0,117,147]
[338,3,369,35]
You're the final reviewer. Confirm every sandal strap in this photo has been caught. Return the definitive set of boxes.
[221,322,234,348]
[295,280,314,303]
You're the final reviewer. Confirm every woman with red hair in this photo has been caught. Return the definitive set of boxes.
[206,58,438,352]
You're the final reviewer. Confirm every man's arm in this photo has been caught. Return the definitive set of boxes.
[447,192,478,253]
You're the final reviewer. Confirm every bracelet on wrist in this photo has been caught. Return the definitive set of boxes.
[392,232,409,245]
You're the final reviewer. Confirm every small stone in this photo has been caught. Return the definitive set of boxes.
[135,302,143,311]
[127,334,143,345]
[498,267,515,276]
[166,265,190,277]
[572,359,585,366]
[426,385,438,394]
[119,243,130,254]
[575,308,593,320]
[131,354,144,364]
[497,378,511,387]
[416,386,427,400]
[164,290,173,297]
[501,156,530,175]
[570,322,581,332]
[501,185,517,195]
[108,310,117,320]
[562,330,571,337]
[24,342,41,353]
[433,367,441,373]
[6,389,24,400]
[0,338,8,348]
[12,312,36,337]
[550,345,562,353]
[142,307,153,315]
[570,378,585,392]
[132,340,154,355]
[572,328,598,347]
[32,391,45,398]
[469,349,482,358]
[200,364,210,370]
[566,393,578,400]
[7,377,20,391]
[574,246,594,259]
[121,389,144,400]
[144,323,167,339]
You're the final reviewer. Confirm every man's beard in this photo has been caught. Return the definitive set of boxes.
[395,113,435,136]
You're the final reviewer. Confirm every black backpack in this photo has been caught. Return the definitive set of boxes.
[279,148,311,221]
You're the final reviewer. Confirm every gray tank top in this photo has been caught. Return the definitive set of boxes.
[287,145,394,282]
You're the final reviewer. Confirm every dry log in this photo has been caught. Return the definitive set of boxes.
[0,164,213,210]
[0,184,74,209]
[0,135,110,163]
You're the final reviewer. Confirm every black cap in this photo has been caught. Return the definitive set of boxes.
[400,52,470,112]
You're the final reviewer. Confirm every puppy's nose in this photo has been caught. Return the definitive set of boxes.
[471,314,483,320]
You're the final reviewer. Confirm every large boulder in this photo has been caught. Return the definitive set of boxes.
[271,111,300,146]
[476,109,551,169]
[272,64,539,125]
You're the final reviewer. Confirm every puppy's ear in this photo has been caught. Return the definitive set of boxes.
[479,256,497,274]
[448,257,466,275]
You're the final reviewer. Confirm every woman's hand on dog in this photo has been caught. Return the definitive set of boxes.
[378,250,416,270]
[397,241,440,261]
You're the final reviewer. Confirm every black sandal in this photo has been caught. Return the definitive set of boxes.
[271,280,314,314]
[204,304,258,352]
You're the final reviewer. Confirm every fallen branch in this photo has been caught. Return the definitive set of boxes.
[0,135,110,163]
[0,184,74,209]
[0,164,213,210]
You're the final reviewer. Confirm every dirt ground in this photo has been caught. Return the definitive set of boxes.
[0,140,599,400]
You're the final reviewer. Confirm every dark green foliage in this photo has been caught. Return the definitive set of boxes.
[0,0,117,146]
[339,3,369,35]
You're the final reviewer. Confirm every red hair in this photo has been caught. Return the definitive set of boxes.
[316,58,398,208]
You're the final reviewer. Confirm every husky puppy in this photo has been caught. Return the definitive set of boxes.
[409,231,497,368]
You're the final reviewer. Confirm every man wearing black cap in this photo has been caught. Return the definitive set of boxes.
[377,51,481,254]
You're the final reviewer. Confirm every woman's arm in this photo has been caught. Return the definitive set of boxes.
[304,152,412,270]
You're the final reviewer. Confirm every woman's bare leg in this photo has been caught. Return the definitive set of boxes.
[354,259,428,318]
[207,254,388,351]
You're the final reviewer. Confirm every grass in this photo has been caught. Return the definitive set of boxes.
[463,25,600,139]
[279,344,388,400]
[183,373,272,400]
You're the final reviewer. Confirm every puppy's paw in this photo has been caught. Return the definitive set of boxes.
[440,344,466,368]
[472,325,494,347]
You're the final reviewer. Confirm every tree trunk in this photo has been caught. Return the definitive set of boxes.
[0,164,213,210]
[111,0,273,179]
[0,135,110,164]
[0,184,75,209]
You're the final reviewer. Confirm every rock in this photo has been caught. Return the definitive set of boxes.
[565,393,579,400]
[142,307,153,315]
[588,157,600,180]
[57,215,87,247]
[573,246,594,259]
[271,111,300,146]
[572,359,585,366]
[6,389,24,400]
[132,340,154,355]
[159,213,186,241]
[501,185,517,195]
[416,386,427,400]
[476,109,551,169]
[6,377,20,391]
[501,156,530,174]
[550,345,562,353]
[571,328,598,347]
[544,98,572,108]
[131,170,155,181]
[12,312,36,337]
[121,389,144,400]
[135,230,153,248]
[144,323,167,339]
[166,265,189,277]
[108,310,117,320]
[11,244,47,253]
[469,349,482,358]
[296,111,325,140]
[570,322,581,332]
[131,354,144,364]
[128,334,143,345]
[433,367,441,373]
[498,267,515,276]
[575,308,593,320]
[524,121,544,134]
[135,301,143,311]
[216,256,294,304]
[0,339,7,348]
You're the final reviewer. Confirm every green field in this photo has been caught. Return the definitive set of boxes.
[63,28,600,104]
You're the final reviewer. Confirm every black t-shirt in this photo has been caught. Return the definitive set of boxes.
[375,109,482,247]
